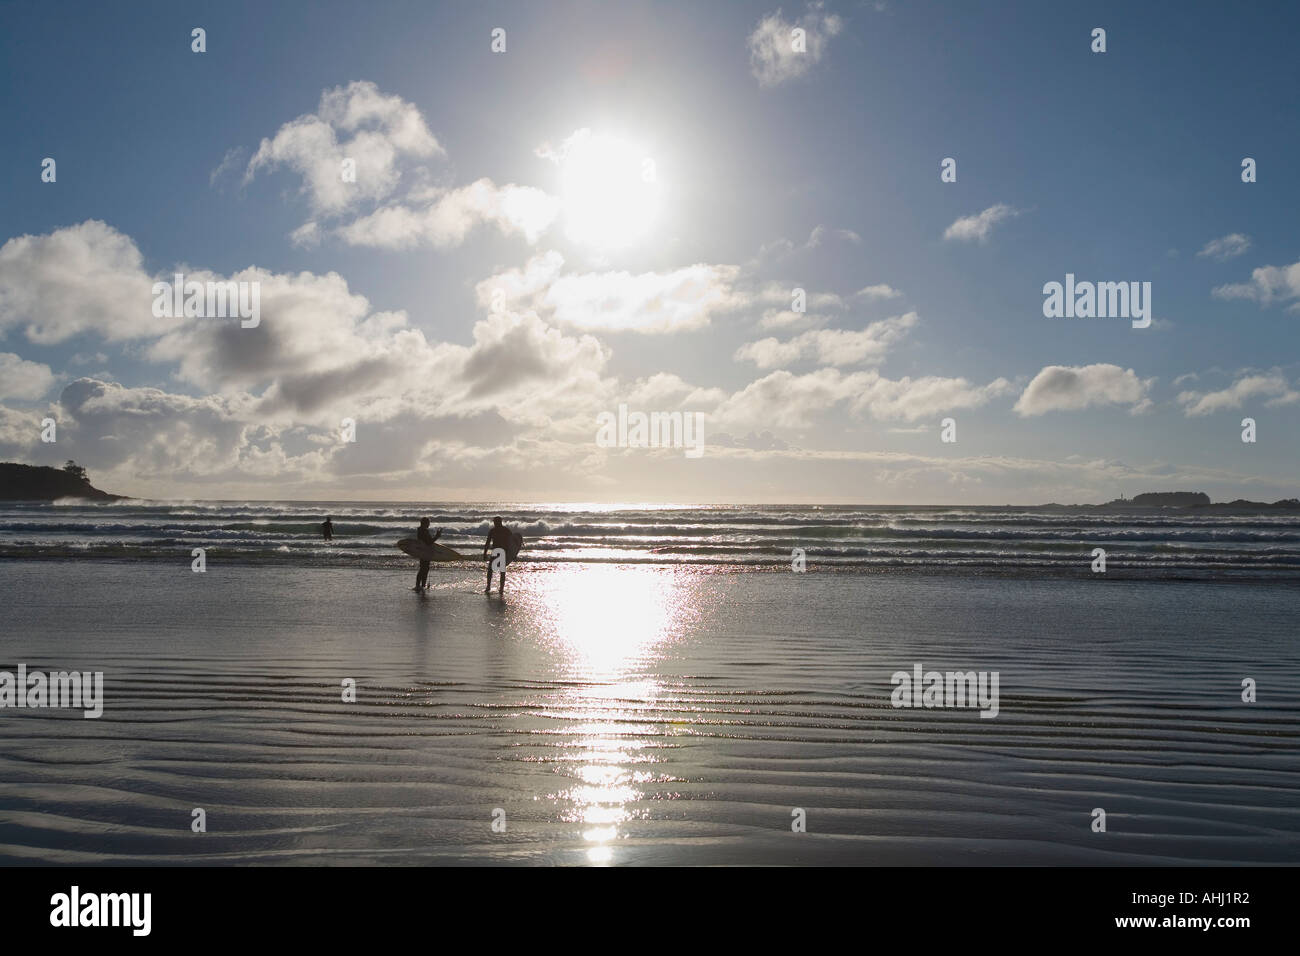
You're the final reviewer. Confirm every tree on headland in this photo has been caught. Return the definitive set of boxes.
[62,460,88,482]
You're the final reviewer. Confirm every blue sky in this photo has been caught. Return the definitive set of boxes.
[1,0,1297,502]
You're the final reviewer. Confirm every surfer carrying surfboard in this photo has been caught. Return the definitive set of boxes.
[414,517,442,591]
[482,516,520,595]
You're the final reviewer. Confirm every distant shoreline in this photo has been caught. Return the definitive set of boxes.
[0,463,124,502]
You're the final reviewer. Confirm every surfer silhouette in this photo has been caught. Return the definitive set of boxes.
[414,517,442,591]
[483,516,513,595]
[321,517,333,542]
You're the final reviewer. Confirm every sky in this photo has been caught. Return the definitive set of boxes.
[1,0,1298,504]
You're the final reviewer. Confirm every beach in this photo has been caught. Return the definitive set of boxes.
[2,550,1297,865]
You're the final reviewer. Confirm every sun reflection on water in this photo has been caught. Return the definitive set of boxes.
[529,565,696,864]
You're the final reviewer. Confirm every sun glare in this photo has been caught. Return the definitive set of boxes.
[557,130,661,250]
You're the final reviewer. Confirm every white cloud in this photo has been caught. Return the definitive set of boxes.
[479,254,746,334]
[0,353,55,399]
[1212,259,1300,307]
[807,225,861,247]
[1014,364,1153,416]
[850,371,1013,422]
[854,283,902,300]
[748,2,844,87]
[749,283,863,331]
[715,366,1011,429]
[5,279,618,491]
[547,264,744,332]
[1196,233,1251,261]
[337,179,559,249]
[244,80,442,215]
[735,312,918,368]
[459,309,609,403]
[131,264,612,431]
[56,378,258,478]
[289,221,322,248]
[243,82,558,250]
[476,251,566,309]
[0,219,614,448]
[1177,371,1300,416]
[715,368,860,429]
[0,220,175,344]
[758,308,830,330]
[942,204,1018,243]
[209,147,246,187]
[624,372,727,409]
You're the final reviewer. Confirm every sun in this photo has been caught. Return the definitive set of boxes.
[555,129,661,251]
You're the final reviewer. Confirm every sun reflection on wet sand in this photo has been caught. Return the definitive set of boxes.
[528,566,696,864]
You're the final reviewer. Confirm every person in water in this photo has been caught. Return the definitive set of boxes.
[321,517,333,542]
[482,515,513,595]
[414,517,442,591]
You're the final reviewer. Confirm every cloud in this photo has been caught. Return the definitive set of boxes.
[146,267,382,396]
[1212,259,1300,307]
[1177,371,1300,416]
[1196,233,1251,261]
[854,284,902,301]
[547,264,745,332]
[735,312,918,368]
[747,284,858,331]
[478,253,746,333]
[708,430,791,451]
[748,2,844,87]
[757,309,831,330]
[1014,364,1153,416]
[336,179,559,249]
[850,371,1013,422]
[0,220,173,344]
[715,366,1011,429]
[714,368,860,429]
[0,403,40,457]
[0,353,55,399]
[33,286,616,489]
[942,204,1018,243]
[242,82,564,250]
[55,378,257,477]
[623,372,727,409]
[756,226,864,268]
[289,221,322,248]
[244,80,442,215]
[807,225,861,247]
[460,310,609,400]
[209,147,246,187]
[0,220,611,443]
[10,289,616,491]
[136,264,611,429]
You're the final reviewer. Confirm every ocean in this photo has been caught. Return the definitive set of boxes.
[3,500,1300,578]
[1,502,1298,865]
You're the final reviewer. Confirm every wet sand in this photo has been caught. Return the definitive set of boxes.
[1,560,1297,864]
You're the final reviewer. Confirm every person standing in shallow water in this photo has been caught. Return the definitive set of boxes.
[321,517,333,542]
[482,515,513,595]
[414,517,441,591]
